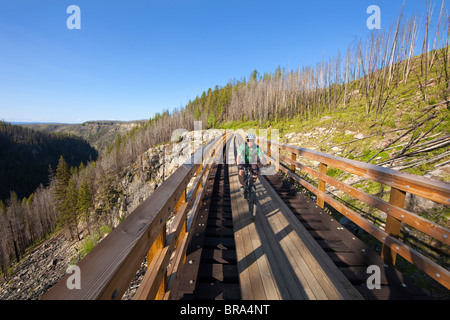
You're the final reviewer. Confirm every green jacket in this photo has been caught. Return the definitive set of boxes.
[237,142,263,164]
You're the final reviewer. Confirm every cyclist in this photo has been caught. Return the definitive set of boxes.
[236,133,267,195]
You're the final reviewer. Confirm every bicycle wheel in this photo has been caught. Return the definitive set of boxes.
[251,190,257,219]
[248,190,254,219]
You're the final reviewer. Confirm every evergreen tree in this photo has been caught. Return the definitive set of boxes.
[55,156,70,196]
[0,200,5,214]
[0,121,97,202]
[250,69,260,82]
[78,180,92,235]
[54,156,78,239]
[65,178,80,240]
[207,112,216,128]
[194,105,201,120]
[0,200,9,275]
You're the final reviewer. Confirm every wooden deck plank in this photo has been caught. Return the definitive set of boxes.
[228,136,280,300]
[255,180,329,299]
[254,188,311,300]
[227,138,255,299]
[258,174,364,300]
[232,187,267,299]
[252,202,305,299]
[233,138,282,300]
[229,158,265,298]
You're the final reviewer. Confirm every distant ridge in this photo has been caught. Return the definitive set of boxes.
[11,122,74,125]
[20,120,145,151]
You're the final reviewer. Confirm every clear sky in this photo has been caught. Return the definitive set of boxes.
[0,0,447,123]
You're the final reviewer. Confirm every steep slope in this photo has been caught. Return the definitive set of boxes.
[0,122,98,202]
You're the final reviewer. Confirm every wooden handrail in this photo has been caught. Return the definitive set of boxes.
[279,153,450,245]
[259,137,450,205]
[133,132,231,300]
[41,132,229,300]
[242,131,450,290]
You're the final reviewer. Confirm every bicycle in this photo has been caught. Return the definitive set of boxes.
[243,165,257,220]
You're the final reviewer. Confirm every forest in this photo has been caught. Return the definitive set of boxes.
[0,2,449,276]
[0,122,98,202]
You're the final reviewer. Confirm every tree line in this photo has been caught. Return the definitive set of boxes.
[187,2,449,125]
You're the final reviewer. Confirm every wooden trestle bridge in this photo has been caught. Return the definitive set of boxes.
[42,131,450,300]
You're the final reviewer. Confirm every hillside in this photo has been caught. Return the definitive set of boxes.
[0,122,98,202]
[22,120,145,151]
[220,51,450,178]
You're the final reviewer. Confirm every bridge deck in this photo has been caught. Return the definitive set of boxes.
[228,136,363,300]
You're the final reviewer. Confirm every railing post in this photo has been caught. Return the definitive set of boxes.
[146,225,167,299]
[174,189,186,215]
[381,187,406,266]
[162,145,166,182]
[277,145,281,173]
[317,163,328,208]
[223,133,226,150]
[290,153,296,186]
[195,164,203,197]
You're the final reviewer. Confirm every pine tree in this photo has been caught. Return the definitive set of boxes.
[250,69,259,82]
[54,156,77,239]
[65,178,79,240]
[55,156,70,199]
[6,191,22,262]
[0,200,9,275]
[194,105,201,120]
[78,180,92,235]
[0,200,5,214]
[207,112,216,128]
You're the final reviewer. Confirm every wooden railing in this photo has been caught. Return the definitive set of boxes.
[243,130,450,290]
[42,132,231,300]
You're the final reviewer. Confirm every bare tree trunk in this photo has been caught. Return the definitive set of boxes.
[420,0,432,102]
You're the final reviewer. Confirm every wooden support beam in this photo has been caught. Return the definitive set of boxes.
[290,153,296,186]
[381,187,406,266]
[146,226,167,299]
[317,162,328,209]
[174,189,186,214]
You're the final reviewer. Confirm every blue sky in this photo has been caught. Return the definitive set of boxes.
[0,0,447,123]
